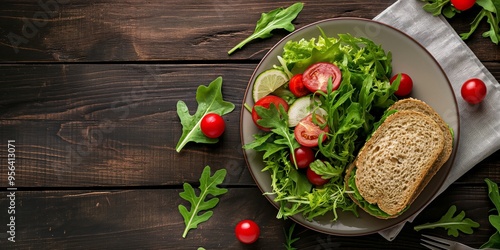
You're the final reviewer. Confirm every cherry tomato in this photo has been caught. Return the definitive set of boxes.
[251,95,289,131]
[294,114,328,147]
[200,113,225,138]
[306,167,330,186]
[288,74,310,97]
[451,0,476,11]
[235,219,260,244]
[461,78,487,104]
[390,73,413,97]
[302,62,342,93]
[291,146,315,169]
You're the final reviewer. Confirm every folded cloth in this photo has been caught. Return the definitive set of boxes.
[373,0,500,241]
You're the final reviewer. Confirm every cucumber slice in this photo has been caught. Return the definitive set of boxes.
[288,96,326,127]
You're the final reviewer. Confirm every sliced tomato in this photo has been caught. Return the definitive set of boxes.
[288,74,310,97]
[294,114,328,147]
[251,95,289,131]
[302,62,342,93]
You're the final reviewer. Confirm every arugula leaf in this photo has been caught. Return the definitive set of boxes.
[481,178,500,248]
[178,166,228,238]
[420,0,458,18]
[227,2,304,55]
[175,77,235,152]
[486,178,500,212]
[254,103,300,163]
[309,160,343,181]
[421,0,500,44]
[283,223,299,250]
[413,205,480,237]
[478,0,500,44]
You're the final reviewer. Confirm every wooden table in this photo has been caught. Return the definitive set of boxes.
[1,0,499,249]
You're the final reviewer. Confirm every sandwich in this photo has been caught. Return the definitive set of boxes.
[345,98,453,219]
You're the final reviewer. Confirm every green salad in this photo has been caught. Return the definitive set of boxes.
[244,30,401,221]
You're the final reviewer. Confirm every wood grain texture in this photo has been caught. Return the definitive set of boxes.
[1,0,500,249]
[0,0,399,62]
[0,186,494,249]
[1,63,499,187]
[0,64,255,187]
[6,0,496,62]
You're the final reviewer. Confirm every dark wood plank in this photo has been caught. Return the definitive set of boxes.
[16,0,500,63]
[0,188,286,249]
[0,64,254,187]
[0,186,495,249]
[1,0,498,63]
[1,63,499,187]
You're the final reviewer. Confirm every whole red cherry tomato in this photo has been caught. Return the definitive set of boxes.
[306,167,330,186]
[390,73,413,97]
[235,219,260,244]
[451,0,476,11]
[291,146,315,169]
[200,113,225,138]
[461,78,487,104]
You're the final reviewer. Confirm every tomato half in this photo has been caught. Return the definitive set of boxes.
[306,167,330,186]
[200,113,225,138]
[290,146,315,169]
[251,95,289,131]
[461,78,487,104]
[235,219,260,244]
[302,62,342,93]
[288,74,310,97]
[390,73,413,97]
[451,0,476,11]
[294,114,328,147]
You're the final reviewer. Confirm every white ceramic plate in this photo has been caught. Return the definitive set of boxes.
[240,18,459,236]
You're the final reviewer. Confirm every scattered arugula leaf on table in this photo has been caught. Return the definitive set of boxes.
[283,223,299,250]
[461,0,500,44]
[414,205,480,237]
[178,166,228,238]
[175,77,235,152]
[420,0,500,44]
[420,0,458,18]
[481,178,500,249]
[227,2,304,55]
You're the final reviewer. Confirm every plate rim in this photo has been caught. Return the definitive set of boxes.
[239,17,460,236]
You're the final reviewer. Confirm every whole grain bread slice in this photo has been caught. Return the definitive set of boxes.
[388,98,453,205]
[388,98,453,172]
[353,110,445,216]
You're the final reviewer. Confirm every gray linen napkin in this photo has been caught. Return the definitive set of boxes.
[373,0,500,241]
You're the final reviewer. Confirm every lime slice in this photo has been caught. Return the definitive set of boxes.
[252,69,289,102]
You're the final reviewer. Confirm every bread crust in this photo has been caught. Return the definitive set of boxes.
[352,110,445,216]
